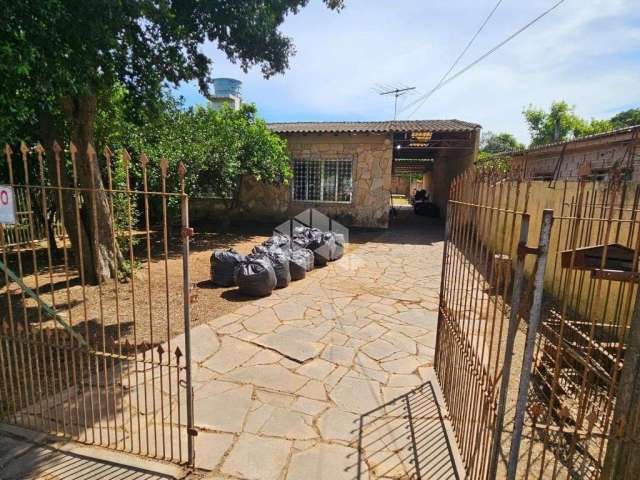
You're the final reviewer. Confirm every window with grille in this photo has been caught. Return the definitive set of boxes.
[293,158,353,203]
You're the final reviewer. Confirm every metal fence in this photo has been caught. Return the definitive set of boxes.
[436,168,640,479]
[0,141,195,466]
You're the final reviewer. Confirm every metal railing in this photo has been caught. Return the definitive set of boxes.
[436,168,640,479]
[0,141,194,466]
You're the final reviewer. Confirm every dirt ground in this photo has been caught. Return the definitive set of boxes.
[0,223,383,352]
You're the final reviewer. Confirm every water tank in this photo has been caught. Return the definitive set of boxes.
[213,78,242,98]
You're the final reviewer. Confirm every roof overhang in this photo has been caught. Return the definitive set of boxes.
[268,119,480,135]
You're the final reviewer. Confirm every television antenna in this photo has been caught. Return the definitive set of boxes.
[375,85,416,119]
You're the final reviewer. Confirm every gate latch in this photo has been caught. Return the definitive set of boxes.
[517,242,540,259]
[182,227,195,239]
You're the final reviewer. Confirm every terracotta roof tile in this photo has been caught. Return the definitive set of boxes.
[267,120,480,134]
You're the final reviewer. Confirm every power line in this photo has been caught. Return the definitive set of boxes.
[405,0,566,118]
[428,0,504,103]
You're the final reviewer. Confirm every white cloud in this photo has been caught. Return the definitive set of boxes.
[177,0,640,143]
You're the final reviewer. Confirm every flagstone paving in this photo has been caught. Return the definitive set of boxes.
[160,220,465,479]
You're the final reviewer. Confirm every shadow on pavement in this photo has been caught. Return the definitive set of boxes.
[352,381,461,480]
[0,432,178,480]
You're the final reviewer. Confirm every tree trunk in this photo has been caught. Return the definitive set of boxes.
[61,95,123,285]
[38,109,93,279]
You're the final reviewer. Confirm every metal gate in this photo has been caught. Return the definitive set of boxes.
[0,142,195,465]
[436,169,640,479]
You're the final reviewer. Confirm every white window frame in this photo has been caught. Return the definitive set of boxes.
[292,158,353,203]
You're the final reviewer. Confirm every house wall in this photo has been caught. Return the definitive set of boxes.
[509,128,640,181]
[432,129,480,215]
[190,132,394,228]
[391,175,411,196]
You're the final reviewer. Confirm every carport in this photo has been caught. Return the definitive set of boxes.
[390,120,481,216]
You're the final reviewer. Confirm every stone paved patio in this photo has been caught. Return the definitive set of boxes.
[176,218,464,479]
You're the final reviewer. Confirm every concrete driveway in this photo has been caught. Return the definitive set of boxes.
[179,217,464,479]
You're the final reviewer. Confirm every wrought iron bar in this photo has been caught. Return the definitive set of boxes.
[506,209,554,480]
[487,213,530,478]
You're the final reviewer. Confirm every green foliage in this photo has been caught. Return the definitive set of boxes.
[480,131,524,154]
[127,103,291,212]
[476,150,510,173]
[523,101,613,146]
[610,108,640,129]
[1,0,344,137]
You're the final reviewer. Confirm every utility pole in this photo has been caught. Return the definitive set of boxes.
[379,86,416,120]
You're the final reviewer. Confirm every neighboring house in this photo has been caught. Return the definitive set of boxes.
[509,125,640,182]
[190,119,480,228]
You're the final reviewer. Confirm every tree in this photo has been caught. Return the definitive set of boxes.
[523,101,613,147]
[610,108,640,129]
[481,131,524,154]
[128,103,291,212]
[1,0,343,284]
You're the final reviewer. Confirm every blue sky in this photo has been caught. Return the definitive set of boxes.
[176,0,640,143]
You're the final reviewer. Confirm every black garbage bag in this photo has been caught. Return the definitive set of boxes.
[288,256,306,281]
[263,233,291,250]
[251,244,270,256]
[210,248,245,287]
[331,233,345,261]
[262,250,291,289]
[235,256,277,297]
[292,226,322,250]
[308,232,336,267]
[292,236,309,250]
[291,249,314,279]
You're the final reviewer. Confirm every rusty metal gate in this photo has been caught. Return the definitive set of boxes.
[0,142,195,465]
[436,169,640,479]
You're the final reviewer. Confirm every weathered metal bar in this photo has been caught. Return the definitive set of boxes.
[487,213,531,479]
[180,165,196,467]
[70,142,95,443]
[506,209,554,480]
[21,142,53,432]
[140,152,158,456]
[53,141,82,440]
[601,259,640,478]
[160,158,173,460]
[122,149,142,453]
[5,145,38,430]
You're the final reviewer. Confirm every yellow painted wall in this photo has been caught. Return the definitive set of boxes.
[468,179,639,338]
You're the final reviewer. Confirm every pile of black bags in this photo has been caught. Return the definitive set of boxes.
[293,227,344,266]
[209,227,345,297]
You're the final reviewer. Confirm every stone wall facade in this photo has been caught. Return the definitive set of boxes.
[191,132,394,228]
[391,175,410,196]
[189,128,480,228]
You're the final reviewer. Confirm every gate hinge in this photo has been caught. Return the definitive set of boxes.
[517,242,540,259]
[182,227,195,239]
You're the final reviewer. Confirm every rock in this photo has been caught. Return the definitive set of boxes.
[317,408,359,443]
[221,433,291,480]
[286,443,357,480]
[329,375,382,414]
[194,432,234,471]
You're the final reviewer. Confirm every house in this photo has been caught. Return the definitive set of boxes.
[508,125,640,182]
[190,119,480,228]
